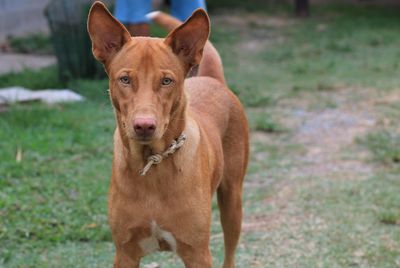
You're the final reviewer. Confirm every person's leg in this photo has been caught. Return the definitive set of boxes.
[114,0,152,36]
[170,0,206,21]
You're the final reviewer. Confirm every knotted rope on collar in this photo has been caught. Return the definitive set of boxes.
[139,134,187,176]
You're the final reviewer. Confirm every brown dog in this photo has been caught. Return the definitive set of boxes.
[87,2,249,267]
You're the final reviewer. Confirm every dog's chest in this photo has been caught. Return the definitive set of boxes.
[138,220,177,254]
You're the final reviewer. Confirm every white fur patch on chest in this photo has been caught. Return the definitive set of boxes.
[138,221,177,254]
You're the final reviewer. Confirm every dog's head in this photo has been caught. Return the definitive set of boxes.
[87,2,209,144]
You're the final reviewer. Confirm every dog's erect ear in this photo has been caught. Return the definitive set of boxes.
[87,1,131,64]
[164,9,210,72]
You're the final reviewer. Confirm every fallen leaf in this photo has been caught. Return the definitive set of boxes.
[144,262,160,268]
[16,147,22,163]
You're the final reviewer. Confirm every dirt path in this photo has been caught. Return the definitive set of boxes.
[236,86,398,268]
[290,89,377,181]
[243,87,381,231]
[239,83,400,266]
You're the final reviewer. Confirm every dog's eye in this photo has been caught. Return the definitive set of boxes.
[161,78,173,86]
[120,76,130,85]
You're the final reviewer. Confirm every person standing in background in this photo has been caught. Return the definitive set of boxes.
[114,0,207,36]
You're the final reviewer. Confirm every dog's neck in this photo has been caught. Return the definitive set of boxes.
[117,95,187,170]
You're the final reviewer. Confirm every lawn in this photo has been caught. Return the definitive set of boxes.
[1,4,400,267]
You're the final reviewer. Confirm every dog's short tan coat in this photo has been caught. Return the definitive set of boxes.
[88,2,249,267]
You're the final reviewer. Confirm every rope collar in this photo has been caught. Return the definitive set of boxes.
[139,133,187,176]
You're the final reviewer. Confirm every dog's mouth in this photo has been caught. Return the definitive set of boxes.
[133,136,154,145]
[130,130,163,145]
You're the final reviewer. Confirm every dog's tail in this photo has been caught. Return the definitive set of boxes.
[146,11,226,85]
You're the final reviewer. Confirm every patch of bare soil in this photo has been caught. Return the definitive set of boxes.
[243,181,298,232]
[213,14,291,53]
[243,87,388,233]
[293,108,375,180]
[213,14,293,30]
[290,88,381,180]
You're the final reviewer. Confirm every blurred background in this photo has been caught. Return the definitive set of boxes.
[0,0,399,267]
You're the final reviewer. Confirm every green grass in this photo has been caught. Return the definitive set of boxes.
[249,111,284,133]
[1,4,400,267]
[359,131,400,165]
[8,33,54,55]
[357,101,400,227]
[254,115,282,133]
[358,101,400,167]
[207,0,288,12]
[295,173,400,267]
[213,5,400,108]
[0,66,64,90]
[0,79,113,265]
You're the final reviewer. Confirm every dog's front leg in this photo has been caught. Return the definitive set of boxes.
[113,243,142,268]
[114,252,140,268]
[179,246,213,268]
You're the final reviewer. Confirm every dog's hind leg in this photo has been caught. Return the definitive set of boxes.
[218,153,247,267]
[217,177,243,268]
[218,108,249,268]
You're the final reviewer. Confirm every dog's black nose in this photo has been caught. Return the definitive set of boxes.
[133,118,156,138]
